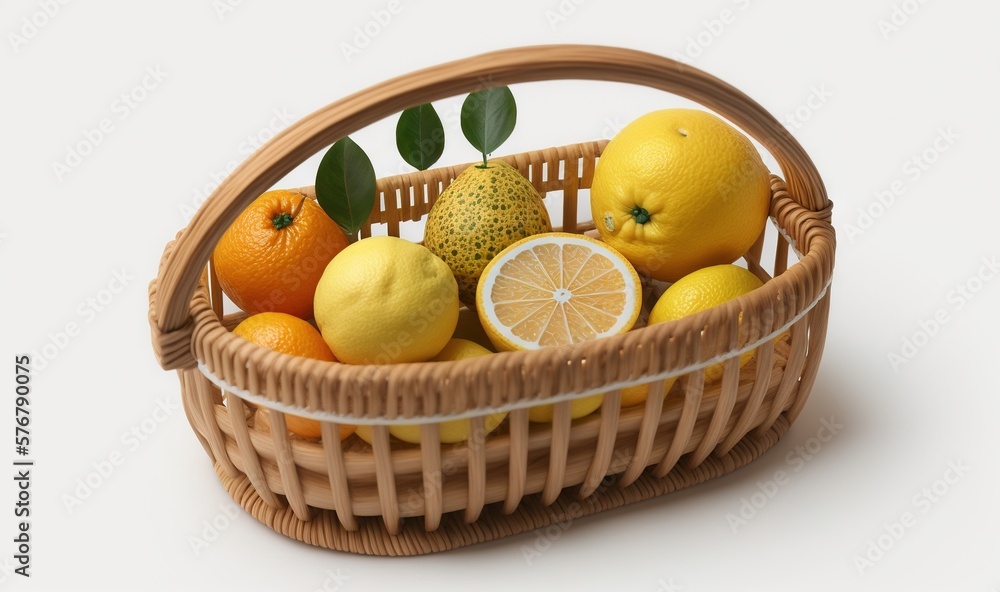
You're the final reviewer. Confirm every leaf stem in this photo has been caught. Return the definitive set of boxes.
[290,195,307,219]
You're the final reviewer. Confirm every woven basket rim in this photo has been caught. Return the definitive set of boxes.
[182,158,834,422]
[196,276,827,424]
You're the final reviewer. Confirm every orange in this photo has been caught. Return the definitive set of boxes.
[214,189,349,319]
[232,312,354,440]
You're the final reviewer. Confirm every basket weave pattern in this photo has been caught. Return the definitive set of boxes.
[149,45,835,555]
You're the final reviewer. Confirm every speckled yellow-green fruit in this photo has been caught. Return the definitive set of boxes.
[423,161,551,306]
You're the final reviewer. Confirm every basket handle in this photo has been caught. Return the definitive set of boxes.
[151,44,829,361]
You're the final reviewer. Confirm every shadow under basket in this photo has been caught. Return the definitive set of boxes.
[149,45,835,556]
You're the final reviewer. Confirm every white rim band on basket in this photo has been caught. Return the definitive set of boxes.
[198,271,831,426]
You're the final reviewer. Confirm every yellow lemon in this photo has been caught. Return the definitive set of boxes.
[354,338,507,444]
[619,378,677,408]
[431,337,495,363]
[313,236,459,365]
[526,394,604,423]
[648,264,764,382]
[590,109,771,282]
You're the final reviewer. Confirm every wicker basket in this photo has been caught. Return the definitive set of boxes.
[149,45,835,556]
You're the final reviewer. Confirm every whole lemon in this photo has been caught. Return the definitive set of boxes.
[527,394,604,423]
[354,338,507,445]
[313,236,459,365]
[648,264,764,382]
[424,161,551,306]
[619,377,677,408]
[590,109,771,282]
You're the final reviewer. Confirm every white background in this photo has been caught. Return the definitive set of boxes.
[2,0,998,590]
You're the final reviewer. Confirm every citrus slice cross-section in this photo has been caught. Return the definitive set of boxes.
[476,233,642,352]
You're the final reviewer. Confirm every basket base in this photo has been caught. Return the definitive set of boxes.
[214,415,789,556]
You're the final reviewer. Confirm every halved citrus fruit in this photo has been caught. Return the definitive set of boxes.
[475,233,641,422]
[476,232,642,352]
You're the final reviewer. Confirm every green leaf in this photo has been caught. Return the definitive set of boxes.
[315,137,376,237]
[461,86,516,167]
[395,103,445,171]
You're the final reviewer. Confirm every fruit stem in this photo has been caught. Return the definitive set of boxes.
[273,196,307,230]
[631,206,651,224]
[272,213,293,229]
[477,152,489,169]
